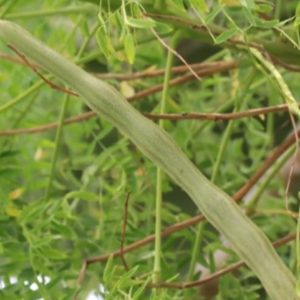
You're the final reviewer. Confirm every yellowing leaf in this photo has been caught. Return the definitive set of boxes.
[34,147,46,161]
[5,205,21,217]
[9,188,24,200]
[120,81,135,98]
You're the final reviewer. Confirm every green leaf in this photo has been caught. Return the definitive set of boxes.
[124,32,135,64]
[133,276,150,299]
[294,2,300,28]
[253,16,279,29]
[51,220,77,239]
[96,27,111,59]
[255,2,274,14]
[205,6,222,24]
[64,190,99,202]
[126,17,156,29]
[190,0,209,13]
[215,28,238,44]
[103,255,115,284]
[38,245,67,260]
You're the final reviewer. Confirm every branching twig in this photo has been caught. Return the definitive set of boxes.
[94,61,234,80]
[127,61,235,102]
[150,28,202,81]
[8,44,78,97]
[144,104,295,121]
[0,48,235,81]
[0,50,39,66]
[1,102,299,137]
[149,232,296,289]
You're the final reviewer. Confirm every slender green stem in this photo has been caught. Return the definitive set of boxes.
[45,95,69,199]
[0,80,44,114]
[5,5,95,20]
[76,22,99,59]
[211,119,235,182]
[245,144,296,212]
[186,222,204,281]
[45,18,98,200]
[60,16,84,52]
[274,0,282,20]
[0,0,16,18]
[153,35,176,285]
[211,71,255,182]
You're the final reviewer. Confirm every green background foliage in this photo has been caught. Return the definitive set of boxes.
[0,0,300,299]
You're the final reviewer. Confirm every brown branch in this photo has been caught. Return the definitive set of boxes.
[127,60,236,102]
[150,27,202,81]
[150,232,296,289]
[94,61,233,80]
[0,49,235,81]
[84,214,206,266]
[144,104,294,121]
[120,192,131,272]
[270,55,300,73]
[0,50,39,67]
[1,102,298,137]
[8,44,78,97]
[0,61,236,137]
[233,127,300,201]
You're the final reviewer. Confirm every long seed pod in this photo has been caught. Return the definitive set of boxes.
[0,20,298,299]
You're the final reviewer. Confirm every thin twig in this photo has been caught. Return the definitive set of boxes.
[0,49,234,81]
[8,44,78,97]
[233,126,300,201]
[150,28,202,81]
[77,261,87,285]
[128,61,235,102]
[149,232,296,289]
[144,104,294,121]
[0,50,39,66]
[270,55,300,73]
[120,192,131,272]
[94,61,234,80]
[1,102,299,137]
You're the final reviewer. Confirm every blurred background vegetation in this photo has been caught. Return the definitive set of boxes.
[1,0,300,299]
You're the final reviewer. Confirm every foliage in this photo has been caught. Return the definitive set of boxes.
[0,0,300,299]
